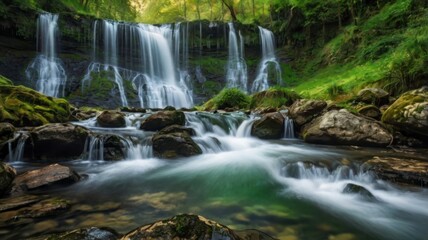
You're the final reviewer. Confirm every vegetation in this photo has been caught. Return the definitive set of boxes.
[250,87,300,109]
[202,88,250,110]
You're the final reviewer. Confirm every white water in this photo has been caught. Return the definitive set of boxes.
[251,26,282,93]
[83,20,193,108]
[26,13,67,97]
[226,23,248,92]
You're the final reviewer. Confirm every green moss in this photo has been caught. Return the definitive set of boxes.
[202,88,250,110]
[250,87,301,109]
[382,90,427,124]
[0,75,13,86]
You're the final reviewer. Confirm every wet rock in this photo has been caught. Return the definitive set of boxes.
[0,195,40,212]
[29,227,119,240]
[164,106,176,111]
[122,214,241,240]
[158,124,196,136]
[16,197,70,218]
[289,99,327,127]
[71,108,98,121]
[303,109,393,147]
[152,132,202,159]
[0,162,16,196]
[382,86,428,138]
[121,106,146,113]
[357,105,381,120]
[356,88,389,106]
[0,122,15,143]
[31,123,90,161]
[342,183,376,201]
[251,112,284,139]
[103,135,126,161]
[140,111,185,131]
[12,164,80,192]
[96,110,126,128]
[362,156,428,187]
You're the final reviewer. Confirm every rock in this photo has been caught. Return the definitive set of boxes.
[158,124,196,136]
[140,111,185,131]
[0,122,15,143]
[356,88,389,106]
[0,162,16,196]
[71,108,99,121]
[99,135,126,161]
[30,227,119,240]
[289,99,327,127]
[303,109,393,147]
[31,123,90,161]
[362,156,428,187]
[164,106,176,111]
[382,86,428,138]
[12,164,80,192]
[121,214,241,240]
[152,132,202,159]
[342,183,376,201]
[357,105,381,120]
[0,195,40,212]
[0,85,70,127]
[121,106,146,113]
[15,197,70,218]
[96,110,126,128]
[251,112,284,139]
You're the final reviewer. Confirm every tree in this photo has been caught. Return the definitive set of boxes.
[221,0,237,21]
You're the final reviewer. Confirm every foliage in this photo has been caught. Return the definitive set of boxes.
[250,87,300,109]
[0,75,13,86]
[327,83,344,98]
[202,88,250,110]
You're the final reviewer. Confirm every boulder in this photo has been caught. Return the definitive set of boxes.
[140,111,185,131]
[362,156,428,187]
[382,87,428,137]
[303,109,392,147]
[356,88,389,106]
[289,99,327,127]
[251,112,284,139]
[96,110,126,128]
[0,162,16,196]
[152,131,202,159]
[0,85,70,127]
[158,124,196,136]
[342,183,376,201]
[357,105,381,120]
[121,214,241,240]
[31,123,90,161]
[103,135,126,161]
[12,164,80,192]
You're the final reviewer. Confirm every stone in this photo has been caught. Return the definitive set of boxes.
[140,111,185,131]
[103,135,126,161]
[356,88,390,106]
[303,109,393,147]
[0,195,40,212]
[362,156,428,187]
[0,162,16,196]
[31,123,90,161]
[31,227,119,240]
[251,112,284,139]
[357,105,381,120]
[289,99,327,127]
[12,164,80,192]
[0,122,15,143]
[342,183,376,201]
[152,132,202,159]
[96,110,126,128]
[121,214,241,240]
[158,124,196,136]
[382,86,428,138]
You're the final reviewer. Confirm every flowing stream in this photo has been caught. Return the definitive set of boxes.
[5,112,428,240]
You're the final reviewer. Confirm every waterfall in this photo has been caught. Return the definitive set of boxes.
[7,132,29,162]
[226,22,248,92]
[251,27,282,93]
[283,116,295,139]
[26,13,67,98]
[83,20,193,108]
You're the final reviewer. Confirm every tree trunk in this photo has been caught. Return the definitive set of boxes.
[222,0,237,21]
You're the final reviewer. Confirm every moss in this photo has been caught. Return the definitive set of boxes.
[0,75,13,86]
[250,87,301,109]
[202,88,250,110]
[382,90,427,124]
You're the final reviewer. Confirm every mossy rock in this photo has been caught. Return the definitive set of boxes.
[140,111,186,131]
[0,162,16,196]
[0,75,13,86]
[0,85,71,127]
[202,88,250,111]
[382,87,428,137]
[251,88,301,110]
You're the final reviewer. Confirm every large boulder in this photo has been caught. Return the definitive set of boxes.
[140,111,185,131]
[12,164,80,193]
[0,85,70,127]
[31,123,90,161]
[289,99,327,127]
[121,214,241,240]
[153,131,202,159]
[382,87,428,137]
[251,112,284,139]
[362,156,428,187]
[356,88,390,106]
[96,110,126,128]
[0,162,16,196]
[303,109,393,147]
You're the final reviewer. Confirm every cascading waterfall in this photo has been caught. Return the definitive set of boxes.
[226,22,248,91]
[251,26,282,93]
[83,20,193,108]
[283,116,295,138]
[7,132,29,162]
[26,13,67,97]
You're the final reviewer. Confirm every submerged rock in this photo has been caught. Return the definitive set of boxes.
[356,88,390,106]
[362,156,428,187]
[140,111,185,131]
[12,164,80,193]
[251,112,284,139]
[303,109,392,147]
[96,110,126,128]
[122,214,241,240]
[342,183,376,201]
[31,123,90,161]
[289,99,327,127]
[29,227,119,240]
[382,87,428,138]
[152,132,202,159]
[0,162,16,196]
